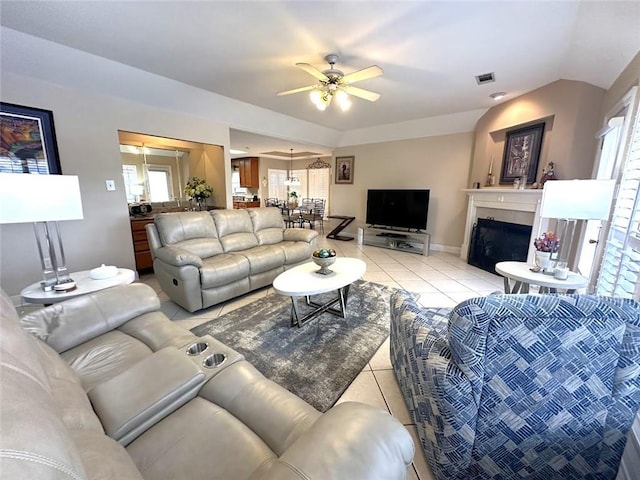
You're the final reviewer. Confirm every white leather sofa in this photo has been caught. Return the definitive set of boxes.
[1,283,414,479]
[146,207,318,312]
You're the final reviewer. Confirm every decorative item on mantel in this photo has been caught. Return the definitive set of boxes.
[486,157,496,186]
[184,177,213,211]
[533,231,560,274]
[539,162,556,188]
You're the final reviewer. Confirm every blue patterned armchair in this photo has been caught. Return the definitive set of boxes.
[390,291,640,480]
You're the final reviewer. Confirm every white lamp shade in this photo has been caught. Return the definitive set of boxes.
[0,173,84,223]
[540,179,615,220]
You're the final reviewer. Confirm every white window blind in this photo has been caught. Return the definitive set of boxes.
[268,168,287,200]
[268,166,330,212]
[308,168,331,215]
[291,169,308,198]
[597,105,640,299]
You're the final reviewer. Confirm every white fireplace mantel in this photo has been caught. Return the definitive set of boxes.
[461,188,545,265]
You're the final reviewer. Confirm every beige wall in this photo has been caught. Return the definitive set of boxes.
[0,71,230,296]
[257,157,287,202]
[332,133,474,250]
[470,80,606,187]
[602,51,640,117]
[202,145,226,208]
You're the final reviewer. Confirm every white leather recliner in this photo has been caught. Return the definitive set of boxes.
[1,283,414,479]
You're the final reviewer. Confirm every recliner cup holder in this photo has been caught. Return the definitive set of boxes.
[203,353,226,369]
[186,342,209,356]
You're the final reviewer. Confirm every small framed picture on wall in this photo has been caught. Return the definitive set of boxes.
[335,156,354,184]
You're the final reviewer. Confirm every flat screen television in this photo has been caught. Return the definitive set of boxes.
[365,189,430,231]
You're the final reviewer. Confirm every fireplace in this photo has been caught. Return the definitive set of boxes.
[461,189,544,266]
[468,218,532,274]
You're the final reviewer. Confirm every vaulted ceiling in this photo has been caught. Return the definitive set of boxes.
[2,1,639,156]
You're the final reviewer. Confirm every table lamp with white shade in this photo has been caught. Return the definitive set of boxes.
[0,173,84,291]
[539,179,615,279]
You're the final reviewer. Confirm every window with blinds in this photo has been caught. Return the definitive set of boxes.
[268,168,288,200]
[597,104,640,299]
[268,167,331,215]
[291,169,308,197]
[308,168,331,215]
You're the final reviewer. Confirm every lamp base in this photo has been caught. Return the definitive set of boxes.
[53,280,77,292]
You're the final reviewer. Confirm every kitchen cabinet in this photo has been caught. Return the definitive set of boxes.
[130,218,155,272]
[233,157,259,188]
[233,201,261,209]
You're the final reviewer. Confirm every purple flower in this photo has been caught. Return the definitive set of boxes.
[534,231,560,253]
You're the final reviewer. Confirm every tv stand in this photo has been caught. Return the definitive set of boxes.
[358,226,430,256]
[376,232,407,239]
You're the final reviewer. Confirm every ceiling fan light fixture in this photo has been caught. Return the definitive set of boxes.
[336,90,351,111]
[310,90,322,105]
[284,148,301,186]
[310,89,331,110]
[279,54,383,112]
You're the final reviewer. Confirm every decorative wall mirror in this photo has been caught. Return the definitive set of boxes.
[118,131,225,210]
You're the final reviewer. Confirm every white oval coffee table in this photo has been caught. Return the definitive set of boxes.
[495,261,588,294]
[273,257,367,328]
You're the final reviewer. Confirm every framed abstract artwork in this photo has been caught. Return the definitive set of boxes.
[0,102,62,174]
[335,156,354,184]
[499,122,544,185]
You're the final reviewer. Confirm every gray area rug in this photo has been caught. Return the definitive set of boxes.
[191,279,396,412]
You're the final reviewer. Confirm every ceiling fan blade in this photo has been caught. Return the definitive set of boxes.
[277,85,317,96]
[296,63,329,82]
[341,65,383,84]
[343,86,381,102]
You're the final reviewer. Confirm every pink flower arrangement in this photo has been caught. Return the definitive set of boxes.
[534,231,560,253]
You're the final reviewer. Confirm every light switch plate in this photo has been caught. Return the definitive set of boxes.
[105,180,116,191]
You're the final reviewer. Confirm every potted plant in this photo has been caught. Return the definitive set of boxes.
[184,177,213,210]
[288,190,298,208]
[533,231,560,273]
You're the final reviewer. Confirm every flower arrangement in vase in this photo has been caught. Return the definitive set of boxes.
[533,231,560,273]
[184,177,213,210]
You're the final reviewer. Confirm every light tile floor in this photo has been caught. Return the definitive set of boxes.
[133,226,506,480]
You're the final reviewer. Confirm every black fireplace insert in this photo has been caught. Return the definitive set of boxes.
[468,218,532,274]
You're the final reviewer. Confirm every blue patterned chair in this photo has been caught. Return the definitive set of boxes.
[390,291,640,480]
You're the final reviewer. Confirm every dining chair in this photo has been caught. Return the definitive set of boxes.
[301,199,326,232]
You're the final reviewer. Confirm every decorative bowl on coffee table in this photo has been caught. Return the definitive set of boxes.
[312,249,337,275]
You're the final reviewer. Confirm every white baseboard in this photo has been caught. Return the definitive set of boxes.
[430,244,461,255]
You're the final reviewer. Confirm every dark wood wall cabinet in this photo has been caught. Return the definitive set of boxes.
[130,218,155,273]
[232,157,259,188]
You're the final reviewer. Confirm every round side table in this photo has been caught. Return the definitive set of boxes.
[21,268,136,305]
[495,261,588,294]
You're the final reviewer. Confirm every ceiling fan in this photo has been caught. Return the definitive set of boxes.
[277,54,383,111]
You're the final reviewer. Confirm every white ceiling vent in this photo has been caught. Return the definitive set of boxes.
[475,72,495,85]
